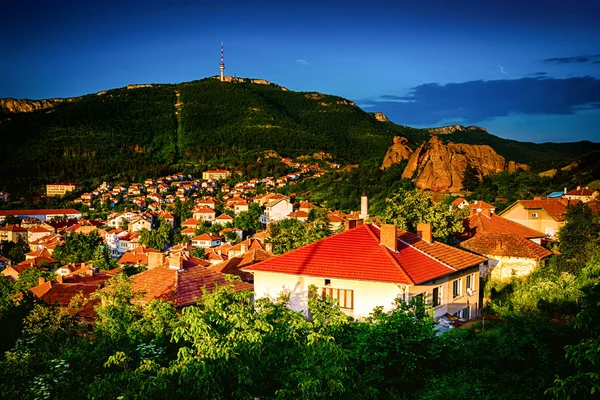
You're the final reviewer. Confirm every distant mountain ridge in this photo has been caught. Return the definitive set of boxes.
[1,77,599,193]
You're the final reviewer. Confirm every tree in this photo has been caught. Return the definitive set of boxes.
[7,236,28,263]
[138,217,172,250]
[461,163,480,191]
[1,215,20,226]
[558,202,600,270]
[379,188,464,243]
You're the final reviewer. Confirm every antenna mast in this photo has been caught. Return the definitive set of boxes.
[220,42,225,82]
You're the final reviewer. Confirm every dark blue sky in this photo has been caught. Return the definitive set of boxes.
[1,0,599,142]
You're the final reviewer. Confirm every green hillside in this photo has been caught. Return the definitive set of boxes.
[0,77,598,194]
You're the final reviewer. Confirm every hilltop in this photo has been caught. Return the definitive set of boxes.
[1,77,599,193]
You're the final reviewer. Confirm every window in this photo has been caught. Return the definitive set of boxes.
[413,292,427,303]
[324,279,331,286]
[452,278,462,298]
[322,287,354,310]
[531,212,538,218]
[466,273,475,291]
[432,286,442,307]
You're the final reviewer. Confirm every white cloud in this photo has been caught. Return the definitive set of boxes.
[295,59,309,65]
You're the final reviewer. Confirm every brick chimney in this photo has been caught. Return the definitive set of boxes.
[344,220,357,231]
[417,223,433,244]
[380,224,398,252]
[38,277,46,285]
[148,252,166,269]
[168,254,183,270]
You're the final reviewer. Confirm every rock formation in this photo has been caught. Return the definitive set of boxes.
[373,112,388,122]
[381,136,413,169]
[213,76,289,90]
[427,124,487,135]
[0,98,76,114]
[400,136,528,191]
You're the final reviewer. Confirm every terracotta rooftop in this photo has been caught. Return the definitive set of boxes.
[289,210,310,218]
[463,213,546,239]
[244,224,486,285]
[460,232,553,260]
[193,207,215,214]
[506,199,579,222]
[0,209,82,217]
[181,218,200,226]
[132,264,252,307]
[211,248,273,282]
[468,200,495,210]
[565,187,596,196]
[118,246,159,265]
[451,198,467,206]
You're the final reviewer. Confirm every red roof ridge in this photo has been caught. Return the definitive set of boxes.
[397,235,457,272]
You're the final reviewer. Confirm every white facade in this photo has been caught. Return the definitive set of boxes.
[261,199,293,224]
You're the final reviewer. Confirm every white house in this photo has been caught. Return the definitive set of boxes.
[244,224,487,321]
[191,234,223,248]
[261,198,293,224]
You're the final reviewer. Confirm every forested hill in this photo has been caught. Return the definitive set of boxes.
[1,77,598,193]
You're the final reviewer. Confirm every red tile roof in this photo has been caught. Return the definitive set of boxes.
[565,187,595,196]
[192,233,222,241]
[289,210,310,218]
[181,218,200,226]
[132,265,252,307]
[244,224,486,284]
[468,200,495,210]
[194,207,216,214]
[463,213,546,239]
[211,248,273,282]
[451,198,467,206]
[118,246,159,265]
[460,232,553,260]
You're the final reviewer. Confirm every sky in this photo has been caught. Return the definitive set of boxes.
[1,0,599,143]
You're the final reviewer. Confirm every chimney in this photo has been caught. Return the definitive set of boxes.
[417,223,433,244]
[534,196,542,200]
[577,186,581,191]
[168,254,183,270]
[38,277,46,285]
[359,194,368,220]
[344,220,357,231]
[148,252,166,270]
[380,224,398,252]
[56,275,63,284]
[564,187,567,194]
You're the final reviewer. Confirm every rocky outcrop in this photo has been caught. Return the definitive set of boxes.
[381,136,413,169]
[373,112,388,122]
[506,160,529,173]
[214,76,289,90]
[127,84,153,89]
[0,98,76,114]
[427,124,487,135]
[400,136,528,191]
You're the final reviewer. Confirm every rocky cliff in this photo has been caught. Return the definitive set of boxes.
[400,136,528,191]
[427,124,488,135]
[0,97,76,114]
[373,112,389,122]
[381,136,413,169]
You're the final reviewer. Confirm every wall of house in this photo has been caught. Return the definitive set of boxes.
[252,271,405,319]
[407,266,480,320]
[481,256,538,281]
[501,206,562,238]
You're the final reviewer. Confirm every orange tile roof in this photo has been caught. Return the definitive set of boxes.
[451,198,467,206]
[289,210,309,218]
[460,232,553,260]
[245,224,486,285]
[132,265,252,307]
[463,213,546,239]
[211,248,273,282]
[181,218,200,226]
[118,246,159,265]
[192,233,222,241]
[194,207,216,214]
[565,187,595,196]
[468,200,495,209]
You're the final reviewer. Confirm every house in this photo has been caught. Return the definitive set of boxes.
[563,186,598,203]
[0,224,28,243]
[211,248,273,283]
[46,182,81,197]
[499,198,577,238]
[0,209,82,223]
[130,253,251,307]
[197,197,217,209]
[180,227,197,238]
[28,233,64,254]
[118,246,159,265]
[128,217,152,233]
[181,218,201,229]
[450,198,470,210]
[298,201,316,214]
[213,213,234,226]
[27,226,53,243]
[261,198,293,224]
[191,233,223,248]
[244,223,487,320]
[468,201,496,215]
[202,169,231,180]
[462,210,547,244]
[0,191,9,202]
[288,210,309,222]
[460,232,553,281]
[192,206,216,223]
[226,238,266,259]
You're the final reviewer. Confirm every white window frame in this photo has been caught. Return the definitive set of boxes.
[531,212,538,218]
[466,273,476,291]
[452,278,463,298]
